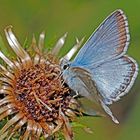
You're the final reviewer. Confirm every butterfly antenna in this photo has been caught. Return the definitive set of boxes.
[59,71,63,79]
[61,76,66,86]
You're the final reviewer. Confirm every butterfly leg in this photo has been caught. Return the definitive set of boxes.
[73,91,79,98]
[100,100,119,124]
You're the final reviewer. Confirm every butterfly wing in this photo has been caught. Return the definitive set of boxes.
[69,67,100,103]
[72,10,129,67]
[70,67,119,123]
[89,55,138,105]
[77,97,104,117]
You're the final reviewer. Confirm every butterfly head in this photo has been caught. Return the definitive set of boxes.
[59,58,72,83]
[60,58,71,71]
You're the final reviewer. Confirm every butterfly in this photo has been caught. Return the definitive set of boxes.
[60,9,138,123]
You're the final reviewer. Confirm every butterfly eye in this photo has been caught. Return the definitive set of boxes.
[63,64,69,70]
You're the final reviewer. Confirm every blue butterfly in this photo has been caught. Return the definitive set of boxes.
[61,9,138,123]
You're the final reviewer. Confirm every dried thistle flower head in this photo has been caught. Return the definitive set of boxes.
[0,26,86,140]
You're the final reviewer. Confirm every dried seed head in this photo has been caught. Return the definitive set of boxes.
[15,63,72,122]
[0,27,84,140]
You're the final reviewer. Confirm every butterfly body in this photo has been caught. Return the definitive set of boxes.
[61,9,138,123]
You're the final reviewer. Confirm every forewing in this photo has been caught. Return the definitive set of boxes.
[71,67,100,103]
[77,97,104,117]
[71,68,104,116]
[90,55,138,105]
[72,10,129,67]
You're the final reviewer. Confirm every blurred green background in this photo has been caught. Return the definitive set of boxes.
[0,0,140,140]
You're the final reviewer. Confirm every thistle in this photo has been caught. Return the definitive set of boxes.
[0,26,86,140]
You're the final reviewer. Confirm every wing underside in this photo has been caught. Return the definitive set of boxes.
[72,67,120,123]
